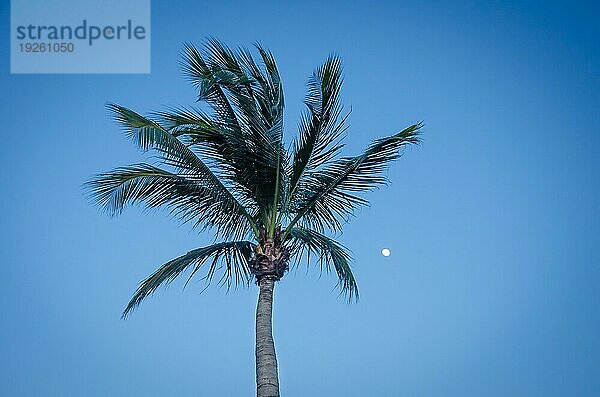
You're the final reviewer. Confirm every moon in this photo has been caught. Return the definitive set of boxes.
[381,248,391,257]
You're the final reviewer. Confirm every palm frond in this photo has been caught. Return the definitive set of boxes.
[85,164,256,238]
[253,43,285,128]
[285,226,358,301]
[105,103,258,237]
[286,123,423,233]
[285,55,348,214]
[154,106,258,200]
[181,42,245,152]
[177,40,287,231]
[202,38,282,157]
[122,241,254,317]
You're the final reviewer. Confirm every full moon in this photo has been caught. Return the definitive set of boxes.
[381,248,391,257]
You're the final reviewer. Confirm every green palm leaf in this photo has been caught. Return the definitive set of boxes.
[85,164,253,235]
[122,240,254,317]
[154,105,260,204]
[104,104,258,238]
[285,226,358,301]
[285,55,348,213]
[177,42,287,234]
[286,123,422,233]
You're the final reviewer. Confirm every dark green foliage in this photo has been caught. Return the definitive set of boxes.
[287,123,422,233]
[285,226,357,300]
[122,241,254,318]
[85,39,421,315]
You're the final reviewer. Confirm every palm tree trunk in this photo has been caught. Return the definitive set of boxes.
[255,277,280,397]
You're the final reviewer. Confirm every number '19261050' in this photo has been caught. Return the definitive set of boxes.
[19,42,74,53]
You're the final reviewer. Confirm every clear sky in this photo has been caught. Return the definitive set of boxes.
[1,1,599,396]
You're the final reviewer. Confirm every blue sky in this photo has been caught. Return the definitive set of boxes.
[1,0,599,396]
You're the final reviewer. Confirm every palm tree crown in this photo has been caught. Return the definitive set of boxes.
[86,39,422,318]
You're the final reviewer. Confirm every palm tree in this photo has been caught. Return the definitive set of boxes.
[86,39,421,397]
